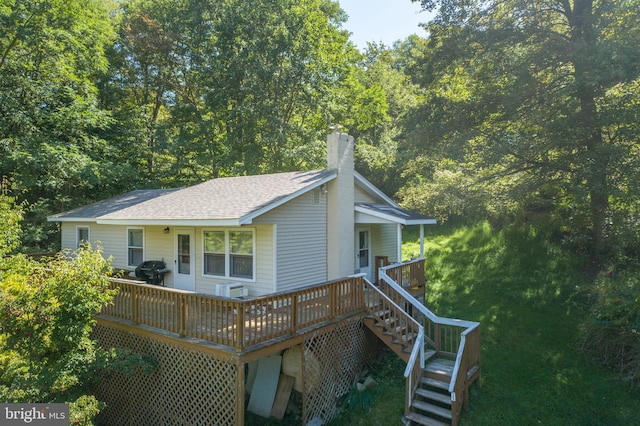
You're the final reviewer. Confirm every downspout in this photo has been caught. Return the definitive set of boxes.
[420,224,424,258]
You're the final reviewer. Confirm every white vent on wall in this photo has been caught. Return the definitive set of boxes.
[216,282,248,298]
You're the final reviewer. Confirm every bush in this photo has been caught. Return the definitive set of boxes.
[578,270,640,388]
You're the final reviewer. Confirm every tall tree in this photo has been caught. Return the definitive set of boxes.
[0,0,117,250]
[403,0,640,253]
[102,0,361,187]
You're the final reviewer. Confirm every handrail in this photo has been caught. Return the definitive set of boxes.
[404,326,425,378]
[448,323,480,394]
[404,325,425,414]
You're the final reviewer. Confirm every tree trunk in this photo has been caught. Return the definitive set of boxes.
[571,0,609,253]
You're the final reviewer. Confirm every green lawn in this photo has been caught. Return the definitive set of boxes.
[331,223,640,425]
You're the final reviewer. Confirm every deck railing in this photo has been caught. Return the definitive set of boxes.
[101,276,365,352]
[384,259,425,297]
[101,259,479,423]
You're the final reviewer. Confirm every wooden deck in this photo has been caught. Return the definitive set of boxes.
[101,275,366,353]
[98,259,480,426]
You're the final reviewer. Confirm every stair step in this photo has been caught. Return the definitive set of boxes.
[420,376,449,391]
[383,325,406,335]
[392,332,416,345]
[411,400,452,420]
[405,412,450,426]
[425,358,455,378]
[415,388,451,405]
[374,316,397,328]
[372,309,391,318]
[425,350,437,361]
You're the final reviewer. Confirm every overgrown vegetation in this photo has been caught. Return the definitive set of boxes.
[0,195,156,424]
[576,269,640,388]
[332,222,640,425]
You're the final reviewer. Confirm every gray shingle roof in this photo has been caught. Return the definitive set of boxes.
[49,170,335,224]
[48,189,180,220]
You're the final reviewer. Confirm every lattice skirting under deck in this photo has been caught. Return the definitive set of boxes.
[302,317,377,425]
[91,316,375,425]
[91,324,238,425]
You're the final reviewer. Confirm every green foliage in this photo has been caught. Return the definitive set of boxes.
[337,223,640,425]
[101,0,363,187]
[0,0,118,251]
[68,395,103,426]
[0,246,116,401]
[577,269,640,388]
[0,192,23,257]
[0,222,156,424]
[403,0,640,254]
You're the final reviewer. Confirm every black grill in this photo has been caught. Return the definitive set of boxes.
[135,260,169,285]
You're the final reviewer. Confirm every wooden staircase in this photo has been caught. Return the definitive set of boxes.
[406,359,455,426]
[362,275,481,426]
[364,310,457,426]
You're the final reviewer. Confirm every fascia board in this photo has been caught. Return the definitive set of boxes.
[354,205,437,226]
[354,171,399,207]
[47,217,97,223]
[96,219,242,226]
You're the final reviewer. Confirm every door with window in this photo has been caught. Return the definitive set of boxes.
[356,228,371,281]
[174,228,195,291]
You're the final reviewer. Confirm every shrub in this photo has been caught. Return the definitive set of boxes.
[578,270,640,388]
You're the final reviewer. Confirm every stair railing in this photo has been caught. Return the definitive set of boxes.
[404,322,425,417]
[378,261,481,422]
[362,278,424,363]
[361,277,424,416]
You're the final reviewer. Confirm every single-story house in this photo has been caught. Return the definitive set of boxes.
[48,132,436,296]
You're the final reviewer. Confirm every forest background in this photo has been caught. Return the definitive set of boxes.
[1,0,639,392]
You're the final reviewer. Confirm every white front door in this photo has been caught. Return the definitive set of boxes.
[174,228,195,291]
[356,228,371,281]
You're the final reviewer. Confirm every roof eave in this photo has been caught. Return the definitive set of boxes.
[355,205,436,226]
[96,219,243,226]
[47,217,97,223]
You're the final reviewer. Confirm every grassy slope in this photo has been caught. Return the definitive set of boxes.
[332,223,640,425]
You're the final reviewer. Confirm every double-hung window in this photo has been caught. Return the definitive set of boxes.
[76,226,89,248]
[127,228,144,267]
[203,229,254,280]
[203,231,225,276]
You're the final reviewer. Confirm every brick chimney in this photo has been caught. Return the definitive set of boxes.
[326,131,355,280]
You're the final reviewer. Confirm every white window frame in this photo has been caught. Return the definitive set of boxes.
[127,227,145,267]
[202,228,256,282]
[76,226,90,248]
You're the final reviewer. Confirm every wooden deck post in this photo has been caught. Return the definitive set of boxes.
[291,295,298,335]
[236,361,245,426]
[330,284,337,319]
[179,294,187,337]
[236,302,245,351]
[132,285,139,324]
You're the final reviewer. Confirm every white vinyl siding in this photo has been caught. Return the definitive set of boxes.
[354,186,377,203]
[254,189,327,292]
[370,223,399,264]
